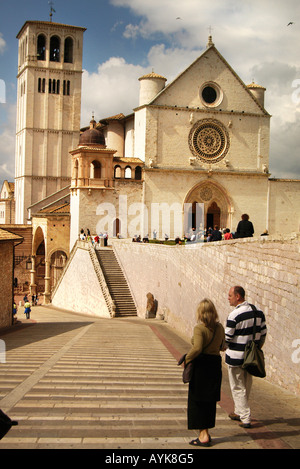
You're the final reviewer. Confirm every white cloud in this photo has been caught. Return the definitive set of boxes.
[81,45,204,126]
[147,44,201,81]
[81,57,145,124]
[0,33,6,54]
[123,23,141,39]
[106,0,300,179]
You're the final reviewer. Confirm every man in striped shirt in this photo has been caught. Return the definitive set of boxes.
[225,286,267,428]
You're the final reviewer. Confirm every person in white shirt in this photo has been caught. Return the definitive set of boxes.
[225,286,267,428]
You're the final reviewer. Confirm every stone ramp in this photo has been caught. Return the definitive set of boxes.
[0,307,299,449]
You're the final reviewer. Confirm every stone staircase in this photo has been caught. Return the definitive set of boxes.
[95,248,137,317]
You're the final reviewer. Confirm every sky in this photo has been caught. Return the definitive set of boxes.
[0,0,299,187]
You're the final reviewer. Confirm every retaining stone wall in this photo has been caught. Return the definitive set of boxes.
[0,242,14,329]
[112,235,300,395]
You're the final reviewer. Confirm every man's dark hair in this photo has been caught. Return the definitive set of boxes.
[233,286,245,299]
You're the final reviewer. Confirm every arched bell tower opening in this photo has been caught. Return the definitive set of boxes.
[184,181,233,232]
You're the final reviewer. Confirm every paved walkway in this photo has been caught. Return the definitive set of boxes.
[0,306,299,450]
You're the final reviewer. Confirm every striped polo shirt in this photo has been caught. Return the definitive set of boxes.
[225,301,267,367]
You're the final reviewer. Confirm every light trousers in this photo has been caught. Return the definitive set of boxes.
[228,366,253,424]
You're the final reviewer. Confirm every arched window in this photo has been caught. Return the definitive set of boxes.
[63,80,70,96]
[38,78,46,93]
[125,166,132,179]
[64,37,73,63]
[48,79,60,94]
[135,166,142,180]
[37,34,46,60]
[90,160,101,179]
[50,36,60,62]
[114,165,121,178]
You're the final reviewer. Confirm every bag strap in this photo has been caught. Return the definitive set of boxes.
[203,323,218,351]
[250,304,257,341]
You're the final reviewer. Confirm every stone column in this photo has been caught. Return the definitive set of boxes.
[43,259,51,304]
[29,255,37,297]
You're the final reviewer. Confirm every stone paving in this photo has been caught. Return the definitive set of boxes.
[0,306,299,450]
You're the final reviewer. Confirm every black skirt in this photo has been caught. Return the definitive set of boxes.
[187,354,222,430]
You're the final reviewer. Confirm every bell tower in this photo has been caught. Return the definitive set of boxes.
[15,20,86,223]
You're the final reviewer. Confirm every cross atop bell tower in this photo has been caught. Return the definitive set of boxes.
[48,1,56,22]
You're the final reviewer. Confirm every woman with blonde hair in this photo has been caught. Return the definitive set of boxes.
[185,298,225,447]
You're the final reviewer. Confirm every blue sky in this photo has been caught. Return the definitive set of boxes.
[0,0,299,185]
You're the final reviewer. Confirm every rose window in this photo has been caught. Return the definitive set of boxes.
[188,119,229,163]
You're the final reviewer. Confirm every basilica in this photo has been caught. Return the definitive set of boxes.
[1,18,300,303]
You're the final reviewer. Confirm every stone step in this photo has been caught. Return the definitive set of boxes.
[95,249,137,317]
[0,308,275,450]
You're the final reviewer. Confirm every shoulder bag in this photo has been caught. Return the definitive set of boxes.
[242,305,266,378]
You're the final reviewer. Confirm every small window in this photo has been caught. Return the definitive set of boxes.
[50,36,60,62]
[202,86,217,104]
[64,37,73,63]
[125,166,132,179]
[90,160,101,178]
[38,78,46,93]
[37,34,46,60]
[63,80,70,96]
[114,166,121,178]
[200,82,223,108]
[48,79,60,94]
[135,166,142,180]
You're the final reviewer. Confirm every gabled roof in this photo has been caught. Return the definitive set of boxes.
[38,202,70,215]
[148,42,269,116]
[0,228,23,243]
[0,180,14,198]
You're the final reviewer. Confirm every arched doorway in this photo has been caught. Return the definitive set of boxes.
[207,201,221,229]
[31,226,46,299]
[50,250,67,292]
[184,181,233,232]
[113,218,121,237]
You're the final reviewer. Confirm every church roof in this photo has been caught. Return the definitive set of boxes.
[17,21,86,38]
[100,113,126,122]
[139,72,167,81]
[146,38,269,116]
[79,118,105,146]
[38,202,70,215]
[114,157,144,164]
[247,81,266,90]
[0,228,23,242]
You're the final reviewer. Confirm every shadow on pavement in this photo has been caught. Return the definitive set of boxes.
[0,321,93,351]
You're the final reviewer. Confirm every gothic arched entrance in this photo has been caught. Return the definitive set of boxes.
[31,226,46,299]
[184,180,233,232]
[50,250,68,293]
[207,201,221,229]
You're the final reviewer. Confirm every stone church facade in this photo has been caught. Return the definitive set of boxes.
[12,20,300,301]
[70,35,300,247]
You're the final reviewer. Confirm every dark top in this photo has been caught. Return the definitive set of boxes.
[236,219,254,238]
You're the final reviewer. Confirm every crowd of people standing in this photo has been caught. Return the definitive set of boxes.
[77,213,264,246]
